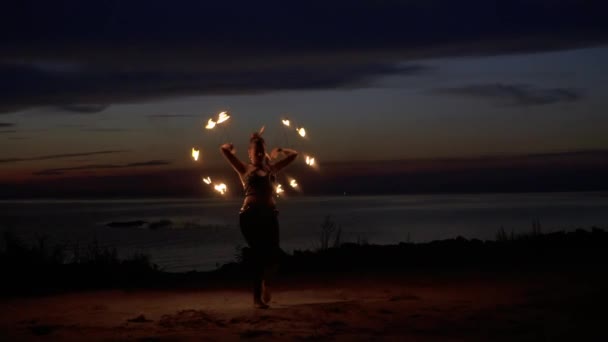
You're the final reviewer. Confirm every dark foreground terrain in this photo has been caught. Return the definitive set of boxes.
[1,228,607,340]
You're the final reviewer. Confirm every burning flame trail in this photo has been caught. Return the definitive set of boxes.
[205,118,216,129]
[282,119,291,127]
[297,127,306,138]
[203,177,212,185]
[191,148,200,161]
[217,111,230,124]
[214,183,227,195]
[275,183,284,196]
[289,178,298,188]
[305,155,315,166]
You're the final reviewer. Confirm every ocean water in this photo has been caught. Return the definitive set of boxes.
[2,192,608,272]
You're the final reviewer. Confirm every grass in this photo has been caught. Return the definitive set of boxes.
[318,215,342,251]
[496,219,544,242]
[1,230,158,270]
[0,230,161,295]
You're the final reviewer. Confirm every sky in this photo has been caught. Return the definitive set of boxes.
[1,1,608,198]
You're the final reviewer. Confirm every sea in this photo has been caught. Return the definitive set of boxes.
[2,192,608,272]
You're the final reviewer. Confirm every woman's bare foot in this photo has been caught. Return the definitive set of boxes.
[254,300,269,309]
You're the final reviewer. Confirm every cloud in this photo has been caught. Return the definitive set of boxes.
[433,83,583,106]
[126,160,171,167]
[0,122,16,133]
[59,104,109,113]
[80,128,130,132]
[148,114,198,119]
[0,0,606,113]
[0,63,431,113]
[0,150,128,164]
[33,160,171,176]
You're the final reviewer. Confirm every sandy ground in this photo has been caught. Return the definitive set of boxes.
[0,270,605,341]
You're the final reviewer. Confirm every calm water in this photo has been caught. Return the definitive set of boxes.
[2,192,608,272]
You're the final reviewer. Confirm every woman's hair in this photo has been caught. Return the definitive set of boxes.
[249,132,270,168]
[249,132,265,149]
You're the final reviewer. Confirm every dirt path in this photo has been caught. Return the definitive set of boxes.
[0,271,604,341]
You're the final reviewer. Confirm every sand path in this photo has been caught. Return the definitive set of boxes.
[0,271,603,341]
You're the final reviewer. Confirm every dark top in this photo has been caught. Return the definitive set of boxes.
[243,165,275,198]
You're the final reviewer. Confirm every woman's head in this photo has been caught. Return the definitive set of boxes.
[248,132,266,165]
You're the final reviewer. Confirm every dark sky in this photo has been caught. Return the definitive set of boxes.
[1,1,608,197]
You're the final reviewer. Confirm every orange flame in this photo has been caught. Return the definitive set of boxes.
[305,155,315,166]
[282,119,291,127]
[205,118,216,129]
[203,176,212,185]
[297,127,306,137]
[214,183,227,195]
[191,148,200,161]
[275,183,284,196]
[217,111,230,124]
[289,178,298,188]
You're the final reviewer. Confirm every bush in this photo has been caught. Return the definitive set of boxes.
[0,230,160,295]
[318,215,343,251]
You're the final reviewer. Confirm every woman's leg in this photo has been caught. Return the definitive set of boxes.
[261,209,280,304]
[239,209,268,308]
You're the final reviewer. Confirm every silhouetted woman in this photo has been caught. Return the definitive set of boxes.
[220,132,298,308]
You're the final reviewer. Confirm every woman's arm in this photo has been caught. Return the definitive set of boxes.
[220,143,247,174]
[269,147,298,173]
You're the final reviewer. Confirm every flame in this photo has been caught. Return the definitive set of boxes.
[214,183,227,195]
[282,119,291,127]
[289,178,298,188]
[205,118,216,129]
[203,176,212,185]
[191,148,200,161]
[305,155,315,166]
[297,127,306,137]
[275,183,284,196]
[217,111,230,124]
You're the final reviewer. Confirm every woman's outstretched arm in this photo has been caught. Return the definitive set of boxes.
[220,143,247,174]
[269,147,298,173]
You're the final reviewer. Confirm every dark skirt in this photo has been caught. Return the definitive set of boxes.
[239,204,283,266]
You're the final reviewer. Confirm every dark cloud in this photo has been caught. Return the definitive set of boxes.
[0,0,606,113]
[0,63,431,113]
[33,160,171,176]
[58,123,85,128]
[148,114,198,119]
[127,160,171,167]
[59,104,109,113]
[80,128,130,132]
[0,122,15,127]
[0,150,128,164]
[433,84,583,106]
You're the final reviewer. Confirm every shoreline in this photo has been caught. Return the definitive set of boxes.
[2,227,607,296]
[1,228,607,340]
[2,190,608,202]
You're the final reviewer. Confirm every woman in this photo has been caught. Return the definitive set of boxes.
[220,132,298,308]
